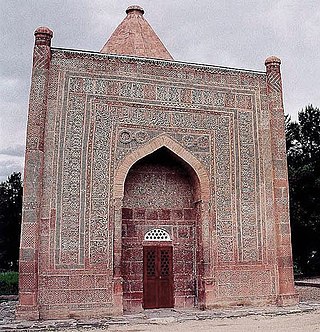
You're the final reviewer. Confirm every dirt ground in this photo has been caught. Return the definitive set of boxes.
[60,310,320,332]
[114,313,319,332]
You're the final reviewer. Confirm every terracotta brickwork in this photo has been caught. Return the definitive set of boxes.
[100,5,173,60]
[18,6,298,320]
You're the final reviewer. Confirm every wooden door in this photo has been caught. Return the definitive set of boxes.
[143,246,174,309]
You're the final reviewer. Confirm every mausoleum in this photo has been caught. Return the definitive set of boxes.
[17,5,298,319]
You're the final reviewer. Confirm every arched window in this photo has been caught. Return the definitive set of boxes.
[144,228,171,241]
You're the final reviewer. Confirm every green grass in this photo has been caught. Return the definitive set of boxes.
[0,271,19,295]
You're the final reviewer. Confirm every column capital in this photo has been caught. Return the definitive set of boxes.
[34,27,53,46]
[265,56,281,74]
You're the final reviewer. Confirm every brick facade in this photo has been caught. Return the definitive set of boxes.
[17,7,298,320]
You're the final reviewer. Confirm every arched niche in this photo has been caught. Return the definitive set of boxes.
[112,135,211,311]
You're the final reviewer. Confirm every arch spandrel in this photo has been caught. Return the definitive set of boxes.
[113,134,210,202]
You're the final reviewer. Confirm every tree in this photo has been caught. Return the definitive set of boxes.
[0,172,23,271]
[286,105,320,275]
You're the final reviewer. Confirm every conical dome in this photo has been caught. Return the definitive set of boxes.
[100,5,173,60]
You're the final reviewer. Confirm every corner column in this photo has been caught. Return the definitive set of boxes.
[265,57,299,305]
[16,27,53,320]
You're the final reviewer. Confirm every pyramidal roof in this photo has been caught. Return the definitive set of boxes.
[100,5,173,60]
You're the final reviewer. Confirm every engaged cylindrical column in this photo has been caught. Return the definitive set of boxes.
[265,56,298,305]
[16,27,53,320]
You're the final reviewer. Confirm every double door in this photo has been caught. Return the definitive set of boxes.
[143,246,174,309]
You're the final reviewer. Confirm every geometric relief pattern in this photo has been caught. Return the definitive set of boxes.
[67,74,256,110]
[266,71,281,93]
[238,110,261,262]
[49,53,267,274]
[217,270,273,297]
[116,125,211,170]
[89,103,112,267]
[100,102,217,177]
[214,115,235,263]
[123,155,194,209]
[54,88,113,269]
[55,92,88,267]
[33,45,50,70]
[53,50,264,93]
[53,68,264,270]
[58,72,252,271]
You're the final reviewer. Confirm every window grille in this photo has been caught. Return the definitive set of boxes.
[144,228,171,241]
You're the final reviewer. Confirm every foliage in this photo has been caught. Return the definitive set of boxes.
[0,172,23,271]
[286,105,320,275]
[0,271,19,295]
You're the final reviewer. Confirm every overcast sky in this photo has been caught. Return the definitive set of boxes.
[0,0,319,182]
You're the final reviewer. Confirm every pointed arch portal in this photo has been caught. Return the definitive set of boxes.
[114,134,210,201]
[112,135,212,312]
